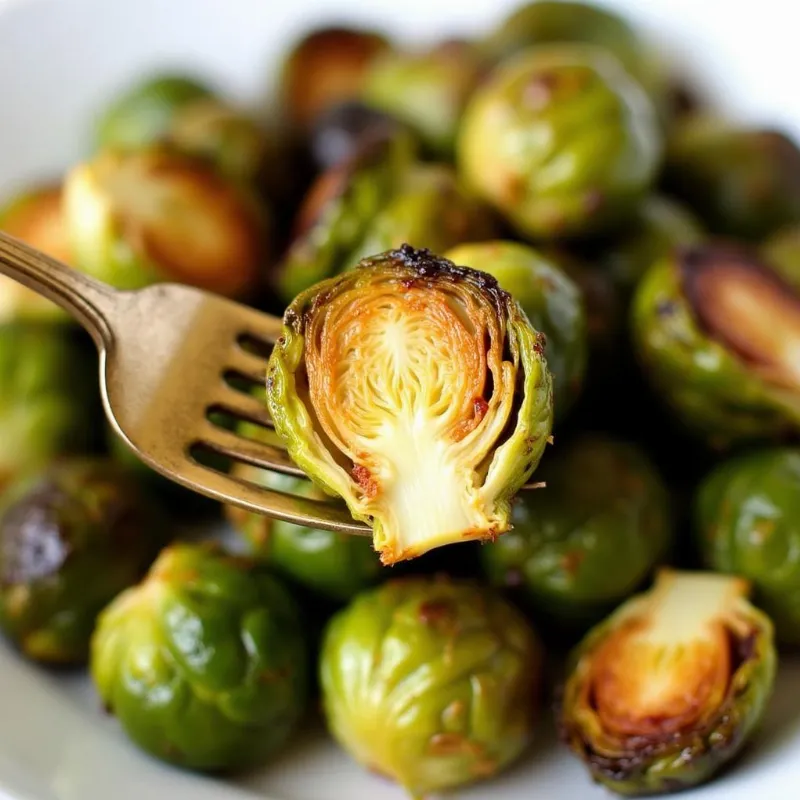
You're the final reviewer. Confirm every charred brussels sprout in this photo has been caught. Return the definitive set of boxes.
[444,241,587,418]
[481,435,671,632]
[90,542,308,771]
[559,569,776,795]
[0,458,162,664]
[632,243,800,448]
[0,183,71,323]
[362,40,483,157]
[0,323,97,491]
[281,27,391,131]
[226,467,382,602]
[63,146,268,297]
[458,44,662,240]
[664,117,800,240]
[267,246,553,565]
[696,448,800,645]
[320,576,542,797]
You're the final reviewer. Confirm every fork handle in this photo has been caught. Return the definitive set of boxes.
[0,231,117,346]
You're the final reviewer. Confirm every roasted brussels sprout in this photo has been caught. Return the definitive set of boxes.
[0,323,98,492]
[267,246,554,565]
[481,434,672,632]
[444,241,587,418]
[91,541,308,771]
[63,146,268,297]
[663,117,800,240]
[696,447,800,645]
[0,183,71,323]
[458,44,662,240]
[281,26,391,130]
[559,569,776,795]
[320,575,542,797]
[226,467,382,602]
[0,458,163,664]
[632,243,800,448]
[362,39,483,157]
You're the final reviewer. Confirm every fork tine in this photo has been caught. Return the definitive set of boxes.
[227,346,270,385]
[196,423,305,475]
[211,383,274,428]
[235,306,284,346]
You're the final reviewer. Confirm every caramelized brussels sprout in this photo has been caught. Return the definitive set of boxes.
[320,575,542,797]
[481,434,672,632]
[91,542,308,771]
[458,44,661,240]
[281,26,391,130]
[632,243,800,448]
[0,458,163,664]
[559,569,776,795]
[267,246,554,565]
[664,117,800,240]
[696,447,800,645]
[444,240,587,418]
[63,146,268,297]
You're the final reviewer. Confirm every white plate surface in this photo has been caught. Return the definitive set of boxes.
[2,0,800,797]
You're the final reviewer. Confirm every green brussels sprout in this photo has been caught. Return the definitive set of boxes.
[0,458,163,664]
[267,245,553,565]
[362,39,484,157]
[225,466,382,602]
[481,434,672,632]
[696,447,800,645]
[91,541,308,771]
[280,26,392,131]
[63,145,268,297]
[0,322,98,492]
[275,134,496,304]
[631,243,800,449]
[458,44,662,240]
[0,183,71,323]
[320,575,543,797]
[559,569,776,795]
[444,240,587,418]
[663,116,800,241]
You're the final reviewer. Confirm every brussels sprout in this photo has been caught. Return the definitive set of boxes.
[696,447,800,645]
[267,245,553,565]
[0,184,71,323]
[320,575,542,797]
[0,458,163,664]
[444,241,587,418]
[458,44,662,240]
[481,434,672,632]
[362,39,484,157]
[559,569,776,795]
[91,541,308,771]
[0,323,98,492]
[632,243,800,449]
[226,466,382,602]
[63,146,268,297]
[663,116,800,241]
[281,26,391,130]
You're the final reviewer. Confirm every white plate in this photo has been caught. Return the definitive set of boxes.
[2,0,800,797]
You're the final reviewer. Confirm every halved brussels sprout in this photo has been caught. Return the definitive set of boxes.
[91,541,308,771]
[320,575,542,797]
[444,240,587,419]
[280,26,392,130]
[696,447,800,645]
[481,434,672,633]
[362,39,484,157]
[266,246,554,565]
[0,183,71,323]
[664,116,800,241]
[458,44,662,240]
[559,569,776,795]
[632,243,800,448]
[63,146,268,297]
[0,458,163,664]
